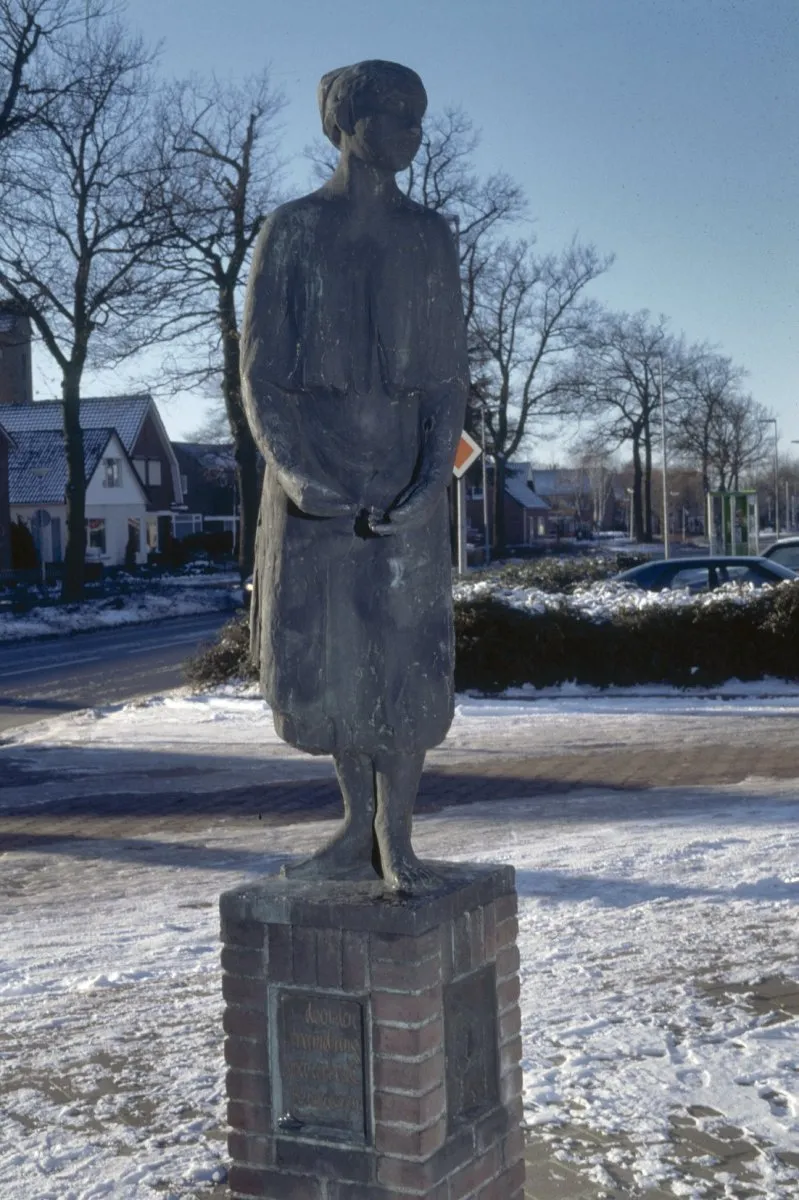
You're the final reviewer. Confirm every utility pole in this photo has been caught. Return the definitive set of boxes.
[786,481,790,532]
[481,400,491,564]
[659,355,669,558]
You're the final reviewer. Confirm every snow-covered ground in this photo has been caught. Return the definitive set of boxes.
[2,689,798,1198]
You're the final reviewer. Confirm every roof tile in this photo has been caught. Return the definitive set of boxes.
[0,395,150,455]
[8,427,116,504]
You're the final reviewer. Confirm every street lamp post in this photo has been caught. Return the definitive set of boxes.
[659,355,669,558]
[626,487,634,540]
[790,441,799,532]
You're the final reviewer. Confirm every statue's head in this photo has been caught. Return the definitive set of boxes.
[318,60,427,173]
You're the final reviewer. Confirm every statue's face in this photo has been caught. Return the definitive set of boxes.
[345,89,424,173]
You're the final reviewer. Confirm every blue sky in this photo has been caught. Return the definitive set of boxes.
[41,0,797,457]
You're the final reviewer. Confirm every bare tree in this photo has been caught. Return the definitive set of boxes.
[153,72,285,578]
[471,238,611,553]
[0,0,106,147]
[673,350,746,491]
[674,349,770,492]
[569,311,686,542]
[568,433,619,530]
[0,21,173,599]
[184,405,233,444]
[710,393,771,491]
[403,110,527,320]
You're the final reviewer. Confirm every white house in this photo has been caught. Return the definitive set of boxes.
[0,392,187,555]
[9,427,149,566]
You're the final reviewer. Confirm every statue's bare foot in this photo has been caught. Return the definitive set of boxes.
[381,852,444,895]
[282,825,378,882]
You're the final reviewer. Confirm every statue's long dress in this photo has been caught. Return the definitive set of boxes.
[241,191,468,756]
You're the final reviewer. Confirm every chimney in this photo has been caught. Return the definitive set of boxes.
[0,304,34,406]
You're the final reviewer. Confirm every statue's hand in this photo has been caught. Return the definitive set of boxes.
[278,470,356,518]
[369,478,440,535]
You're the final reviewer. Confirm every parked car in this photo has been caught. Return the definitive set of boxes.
[615,555,797,594]
[762,537,799,572]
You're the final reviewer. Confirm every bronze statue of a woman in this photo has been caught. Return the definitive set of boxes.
[240,60,468,893]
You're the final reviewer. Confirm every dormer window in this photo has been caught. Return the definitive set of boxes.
[103,457,122,488]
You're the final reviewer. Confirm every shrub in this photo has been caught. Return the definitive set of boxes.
[453,582,799,692]
[180,530,235,560]
[184,616,257,688]
[10,518,37,569]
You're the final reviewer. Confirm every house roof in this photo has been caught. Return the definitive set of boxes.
[172,441,236,473]
[529,469,592,497]
[0,393,184,504]
[504,463,550,511]
[8,427,121,504]
[0,395,151,454]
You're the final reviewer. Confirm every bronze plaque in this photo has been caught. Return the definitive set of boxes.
[275,989,367,1143]
[445,965,499,1129]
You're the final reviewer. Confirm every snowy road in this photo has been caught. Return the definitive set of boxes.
[0,613,229,733]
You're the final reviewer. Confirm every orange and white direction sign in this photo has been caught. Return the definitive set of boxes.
[452,430,482,478]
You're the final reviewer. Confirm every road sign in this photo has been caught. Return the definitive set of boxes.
[453,431,482,478]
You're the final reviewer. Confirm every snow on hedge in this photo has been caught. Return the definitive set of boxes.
[453,577,786,622]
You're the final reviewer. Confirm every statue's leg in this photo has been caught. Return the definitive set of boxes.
[373,750,442,894]
[282,749,378,881]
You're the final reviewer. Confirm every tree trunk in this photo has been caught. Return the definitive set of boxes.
[492,456,507,558]
[61,371,86,602]
[219,289,259,579]
[632,438,644,543]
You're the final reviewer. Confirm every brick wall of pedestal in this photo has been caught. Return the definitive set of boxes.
[220,867,526,1200]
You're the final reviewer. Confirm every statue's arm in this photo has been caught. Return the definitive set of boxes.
[376,218,469,532]
[240,213,356,519]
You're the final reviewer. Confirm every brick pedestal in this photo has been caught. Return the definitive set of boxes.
[219,863,526,1199]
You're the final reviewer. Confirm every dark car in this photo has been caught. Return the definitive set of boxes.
[615,555,797,594]
[762,537,799,572]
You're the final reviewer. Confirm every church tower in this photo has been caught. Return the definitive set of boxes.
[0,305,33,406]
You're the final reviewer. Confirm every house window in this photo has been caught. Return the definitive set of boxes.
[103,457,122,488]
[133,457,162,487]
[86,518,106,553]
[172,514,203,539]
[180,473,188,495]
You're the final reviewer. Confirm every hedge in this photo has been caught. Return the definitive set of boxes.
[454,584,799,691]
[185,578,799,693]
